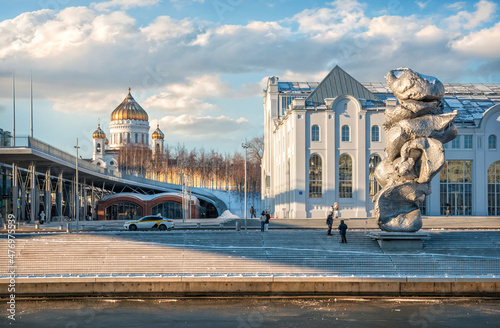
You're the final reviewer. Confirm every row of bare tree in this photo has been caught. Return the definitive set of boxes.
[116,136,264,192]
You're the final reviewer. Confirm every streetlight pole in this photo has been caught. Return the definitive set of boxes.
[75,138,80,233]
[241,139,249,231]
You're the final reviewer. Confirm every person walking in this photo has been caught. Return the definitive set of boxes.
[264,211,270,231]
[259,211,266,232]
[338,220,348,243]
[250,205,256,218]
[333,202,339,218]
[40,210,46,224]
[326,212,333,235]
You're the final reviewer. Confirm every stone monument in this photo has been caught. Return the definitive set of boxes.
[372,68,457,236]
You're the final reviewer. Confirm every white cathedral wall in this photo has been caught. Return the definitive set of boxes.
[109,120,150,149]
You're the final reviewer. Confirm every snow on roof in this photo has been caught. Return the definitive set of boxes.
[101,192,198,202]
[277,80,500,123]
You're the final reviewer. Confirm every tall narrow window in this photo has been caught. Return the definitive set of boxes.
[464,135,472,149]
[489,135,497,149]
[309,154,322,198]
[368,155,381,197]
[339,154,353,198]
[341,125,350,142]
[488,161,500,215]
[440,160,472,215]
[452,136,460,149]
[371,126,380,142]
[311,125,320,142]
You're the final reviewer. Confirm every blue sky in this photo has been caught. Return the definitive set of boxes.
[0,0,499,156]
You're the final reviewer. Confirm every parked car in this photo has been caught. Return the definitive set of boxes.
[124,216,174,231]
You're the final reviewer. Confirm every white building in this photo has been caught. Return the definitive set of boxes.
[91,88,164,168]
[262,66,500,218]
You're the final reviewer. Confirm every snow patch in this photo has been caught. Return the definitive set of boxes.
[218,210,239,219]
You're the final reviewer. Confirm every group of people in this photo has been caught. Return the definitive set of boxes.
[326,202,348,243]
[250,206,271,232]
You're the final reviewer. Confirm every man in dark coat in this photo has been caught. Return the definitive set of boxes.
[338,220,348,243]
[326,213,333,235]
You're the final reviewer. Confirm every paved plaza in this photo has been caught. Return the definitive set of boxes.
[1,229,499,278]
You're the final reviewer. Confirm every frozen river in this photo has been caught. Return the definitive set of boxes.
[2,298,499,327]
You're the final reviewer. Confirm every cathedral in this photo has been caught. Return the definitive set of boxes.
[91,88,165,168]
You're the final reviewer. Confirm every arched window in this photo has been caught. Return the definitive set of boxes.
[311,125,320,142]
[440,160,472,215]
[152,201,183,220]
[135,133,138,143]
[489,135,497,149]
[369,155,382,197]
[344,102,348,111]
[96,143,101,153]
[309,154,322,198]
[106,202,143,220]
[341,125,350,142]
[371,126,380,142]
[339,154,353,198]
[488,161,500,215]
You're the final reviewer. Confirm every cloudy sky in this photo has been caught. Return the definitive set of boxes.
[0,0,499,156]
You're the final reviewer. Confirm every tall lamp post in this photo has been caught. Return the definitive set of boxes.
[75,138,80,233]
[241,139,249,231]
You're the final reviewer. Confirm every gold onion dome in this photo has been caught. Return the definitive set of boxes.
[152,124,165,140]
[105,138,109,145]
[92,124,106,139]
[110,88,149,122]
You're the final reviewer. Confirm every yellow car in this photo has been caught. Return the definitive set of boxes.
[124,216,175,231]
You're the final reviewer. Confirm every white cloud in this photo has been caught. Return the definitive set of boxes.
[92,0,161,11]
[157,114,249,138]
[415,25,446,43]
[49,91,127,114]
[292,0,369,41]
[416,1,429,10]
[280,70,330,82]
[445,0,497,30]
[446,2,466,11]
[142,75,232,114]
[143,94,218,114]
[450,21,500,57]
[141,16,195,41]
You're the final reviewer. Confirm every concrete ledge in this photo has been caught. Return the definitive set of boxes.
[1,276,499,297]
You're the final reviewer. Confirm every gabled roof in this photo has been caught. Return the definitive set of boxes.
[306,66,381,105]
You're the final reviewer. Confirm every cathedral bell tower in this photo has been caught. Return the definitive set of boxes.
[151,124,165,159]
[92,124,106,161]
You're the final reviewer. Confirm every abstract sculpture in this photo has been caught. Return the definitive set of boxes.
[374,68,457,232]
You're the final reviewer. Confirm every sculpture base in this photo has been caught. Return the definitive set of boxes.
[369,232,430,252]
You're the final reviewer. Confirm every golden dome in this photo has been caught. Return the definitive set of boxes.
[110,88,149,122]
[105,138,109,145]
[92,124,106,139]
[152,124,165,140]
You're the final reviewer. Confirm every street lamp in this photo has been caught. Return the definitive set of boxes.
[75,138,80,233]
[241,139,249,231]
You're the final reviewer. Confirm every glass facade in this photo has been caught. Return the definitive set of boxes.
[311,125,319,142]
[464,135,473,149]
[368,155,381,198]
[106,202,143,220]
[341,125,350,142]
[281,96,298,115]
[440,160,472,216]
[308,154,322,198]
[488,161,500,216]
[489,135,497,149]
[152,201,183,219]
[371,126,380,142]
[339,154,353,198]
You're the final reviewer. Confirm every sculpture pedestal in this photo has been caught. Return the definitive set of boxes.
[369,232,430,251]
